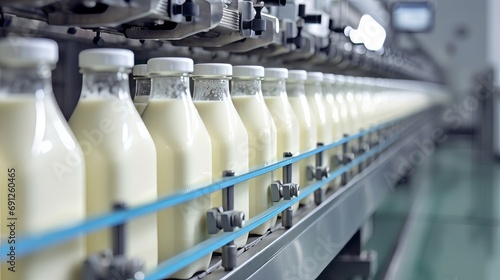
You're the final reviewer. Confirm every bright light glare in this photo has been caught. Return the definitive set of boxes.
[393,7,432,31]
[348,14,386,51]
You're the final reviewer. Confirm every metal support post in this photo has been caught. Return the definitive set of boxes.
[206,170,246,271]
[221,170,238,271]
[282,152,294,229]
[341,134,354,186]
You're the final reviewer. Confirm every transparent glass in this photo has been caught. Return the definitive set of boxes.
[80,70,131,100]
[142,72,212,277]
[192,74,250,248]
[150,75,190,99]
[286,80,305,97]
[305,80,323,96]
[322,81,334,96]
[193,77,231,101]
[0,65,53,97]
[231,78,261,96]
[134,77,151,98]
[0,63,86,279]
[262,79,287,97]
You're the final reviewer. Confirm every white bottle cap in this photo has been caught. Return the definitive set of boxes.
[264,68,288,79]
[287,70,307,81]
[0,37,58,67]
[147,57,193,75]
[233,65,264,78]
[365,77,376,87]
[355,76,365,84]
[133,64,148,77]
[345,76,356,84]
[79,48,134,71]
[323,74,336,84]
[193,63,232,77]
[307,72,324,82]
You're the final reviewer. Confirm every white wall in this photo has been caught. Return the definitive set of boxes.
[410,0,488,93]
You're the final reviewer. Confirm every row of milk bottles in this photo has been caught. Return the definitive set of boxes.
[0,38,435,280]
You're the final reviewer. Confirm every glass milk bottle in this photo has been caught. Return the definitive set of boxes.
[231,66,278,235]
[141,58,212,278]
[344,76,360,175]
[322,73,343,190]
[132,64,150,115]
[69,49,158,269]
[344,76,361,134]
[193,63,250,248]
[333,75,352,138]
[286,70,317,205]
[0,38,85,280]
[262,68,300,212]
[354,77,368,129]
[359,78,376,129]
[305,72,332,191]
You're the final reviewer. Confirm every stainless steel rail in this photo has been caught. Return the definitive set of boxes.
[201,107,441,280]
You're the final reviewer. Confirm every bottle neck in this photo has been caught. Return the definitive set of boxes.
[262,79,286,97]
[134,77,151,98]
[80,70,131,100]
[150,75,190,99]
[193,77,230,101]
[334,84,345,94]
[305,81,322,96]
[285,80,305,97]
[231,78,262,96]
[0,65,53,97]
[322,83,334,96]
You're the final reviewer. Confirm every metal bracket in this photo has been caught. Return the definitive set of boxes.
[271,152,300,229]
[306,143,330,205]
[172,0,200,22]
[84,203,145,280]
[207,13,278,52]
[241,2,267,37]
[125,0,224,40]
[358,132,370,172]
[286,4,321,49]
[341,134,355,185]
[270,180,300,202]
[206,207,245,233]
[83,250,145,280]
[206,170,245,271]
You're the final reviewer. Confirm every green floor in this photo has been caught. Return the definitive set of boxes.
[365,137,500,280]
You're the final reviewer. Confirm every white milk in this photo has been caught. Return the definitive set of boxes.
[194,100,250,248]
[232,95,277,235]
[69,95,158,269]
[263,96,300,212]
[333,83,353,180]
[288,95,317,205]
[143,97,212,278]
[193,64,249,248]
[344,90,361,135]
[0,95,86,280]
[133,95,149,115]
[305,78,332,191]
[342,79,360,175]
[334,89,352,137]
[323,91,343,190]
[141,59,212,278]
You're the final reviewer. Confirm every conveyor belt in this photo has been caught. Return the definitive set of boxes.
[201,107,442,280]
[0,106,443,280]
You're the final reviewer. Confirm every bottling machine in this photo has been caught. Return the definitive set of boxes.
[0,0,448,279]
